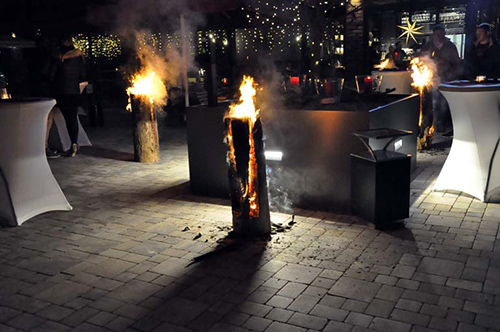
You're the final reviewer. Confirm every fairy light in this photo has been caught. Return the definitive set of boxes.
[72,34,122,59]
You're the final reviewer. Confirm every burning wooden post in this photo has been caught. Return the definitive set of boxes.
[410,57,434,150]
[225,76,271,236]
[126,70,167,163]
[129,95,160,163]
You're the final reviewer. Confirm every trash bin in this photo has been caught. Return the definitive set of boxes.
[351,128,412,229]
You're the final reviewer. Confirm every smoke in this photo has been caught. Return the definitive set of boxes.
[88,0,204,88]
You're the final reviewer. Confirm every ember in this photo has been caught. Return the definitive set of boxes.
[225,76,270,236]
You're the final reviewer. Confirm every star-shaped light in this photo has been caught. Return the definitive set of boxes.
[398,18,424,44]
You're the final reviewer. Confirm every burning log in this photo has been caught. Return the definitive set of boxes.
[410,57,435,150]
[129,95,160,163]
[225,76,271,236]
[126,70,167,163]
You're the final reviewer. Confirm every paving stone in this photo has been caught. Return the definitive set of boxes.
[392,265,416,279]
[390,308,430,326]
[6,312,46,330]
[152,297,208,325]
[235,301,272,318]
[89,297,125,312]
[428,316,458,331]
[31,320,72,331]
[341,299,369,313]
[107,279,162,304]
[287,295,319,313]
[329,277,381,302]
[401,290,439,305]
[267,295,293,309]
[0,307,21,323]
[1,294,50,313]
[374,275,398,286]
[106,316,135,331]
[417,257,464,278]
[277,283,307,298]
[36,305,74,321]
[375,285,404,302]
[345,312,373,328]
[365,299,395,319]
[274,265,322,284]
[323,320,353,332]
[187,310,223,331]
[446,278,482,292]
[84,258,135,279]
[223,312,250,326]
[310,304,349,321]
[61,307,100,327]
[396,299,422,312]
[87,311,117,326]
[266,308,294,322]
[288,312,328,330]
[370,317,411,332]
[261,321,304,332]
[457,322,487,332]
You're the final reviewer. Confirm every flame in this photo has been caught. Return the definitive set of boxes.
[374,58,395,70]
[126,70,167,150]
[410,57,433,127]
[226,76,260,219]
[126,70,167,111]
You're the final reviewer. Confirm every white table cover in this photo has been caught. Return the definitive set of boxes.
[434,82,500,202]
[372,70,412,95]
[52,106,92,151]
[0,99,72,226]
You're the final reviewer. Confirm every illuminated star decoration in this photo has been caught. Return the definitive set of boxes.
[398,18,424,44]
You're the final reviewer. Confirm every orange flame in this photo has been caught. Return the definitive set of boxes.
[126,70,167,150]
[226,76,260,218]
[126,70,167,111]
[410,57,433,127]
[374,58,395,70]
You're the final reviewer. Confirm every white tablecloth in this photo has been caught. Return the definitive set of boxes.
[372,70,413,95]
[0,99,72,226]
[51,106,92,151]
[435,82,500,201]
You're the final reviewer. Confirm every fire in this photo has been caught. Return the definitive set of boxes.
[227,76,259,122]
[226,76,260,218]
[126,69,167,150]
[126,70,167,111]
[410,57,433,127]
[374,58,395,70]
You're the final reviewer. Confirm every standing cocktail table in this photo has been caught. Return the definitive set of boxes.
[0,98,72,226]
[435,81,500,201]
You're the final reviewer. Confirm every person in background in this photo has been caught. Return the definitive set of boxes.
[466,23,500,79]
[421,24,460,135]
[385,45,396,61]
[394,41,407,69]
[53,35,86,157]
[31,36,60,158]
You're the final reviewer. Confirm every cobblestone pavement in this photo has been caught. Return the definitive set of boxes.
[1,109,500,332]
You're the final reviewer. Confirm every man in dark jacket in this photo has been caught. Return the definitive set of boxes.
[54,35,86,157]
[466,23,500,79]
[421,24,460,134]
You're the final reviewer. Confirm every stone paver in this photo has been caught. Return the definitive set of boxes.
[0,109,498,332]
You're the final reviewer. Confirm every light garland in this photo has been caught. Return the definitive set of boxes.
[72,34,122,59]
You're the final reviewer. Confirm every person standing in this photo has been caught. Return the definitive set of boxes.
[466,23,500,79]
[53,35,86,157]
[31,36,60,158]
[421,24,461,134]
